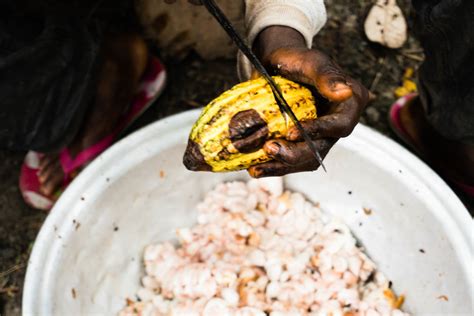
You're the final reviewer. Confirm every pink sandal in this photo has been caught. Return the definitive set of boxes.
[19,57,167,210]
[389,93,474,197]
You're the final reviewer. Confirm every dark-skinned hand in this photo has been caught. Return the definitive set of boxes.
[161,7,368,177]
[245,26,369,178]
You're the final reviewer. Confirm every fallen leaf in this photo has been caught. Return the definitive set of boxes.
[364,0,407,49]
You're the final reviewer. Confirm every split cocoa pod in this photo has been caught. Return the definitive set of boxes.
[183,76,317,172]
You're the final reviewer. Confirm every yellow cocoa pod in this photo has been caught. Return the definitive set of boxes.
[183,76,317,172]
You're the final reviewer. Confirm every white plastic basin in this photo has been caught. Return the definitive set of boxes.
[23,110,473,315]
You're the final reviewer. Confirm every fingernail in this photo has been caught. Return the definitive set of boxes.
[287,129,298,141]
[265,142,280,155]
[332,81,350,91]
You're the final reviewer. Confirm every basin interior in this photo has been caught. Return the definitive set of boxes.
[23,111,472,315]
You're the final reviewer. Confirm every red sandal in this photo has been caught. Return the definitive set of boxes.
[389,93,474,197]
[19,57,167,210]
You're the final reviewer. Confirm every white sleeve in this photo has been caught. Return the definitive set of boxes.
[238,0,327,80]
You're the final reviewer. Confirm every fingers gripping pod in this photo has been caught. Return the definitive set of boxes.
[183,76,318,172]
[200,0,326,171]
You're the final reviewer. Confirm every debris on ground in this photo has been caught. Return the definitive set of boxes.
[394,67,417,98]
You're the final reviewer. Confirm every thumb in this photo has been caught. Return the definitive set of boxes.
[269,48,353,103]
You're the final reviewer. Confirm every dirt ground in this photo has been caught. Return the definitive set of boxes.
[0,1,472,315]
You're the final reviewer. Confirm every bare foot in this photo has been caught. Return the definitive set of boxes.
[399,97,474,186]
[37,33,149,197]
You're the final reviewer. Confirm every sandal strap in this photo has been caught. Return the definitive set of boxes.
[59,134,115,176]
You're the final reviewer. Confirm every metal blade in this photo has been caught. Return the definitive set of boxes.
[201,0,326,171]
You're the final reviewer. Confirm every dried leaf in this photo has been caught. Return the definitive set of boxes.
[364,0,407,49]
